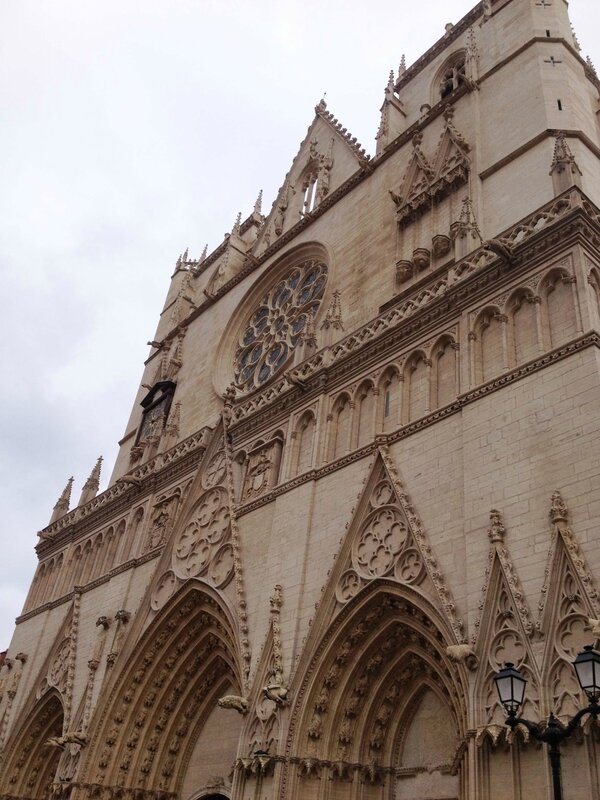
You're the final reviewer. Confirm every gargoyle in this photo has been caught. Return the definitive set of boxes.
[483,238,514,264]
[446,643,478,670]
[217,694,249,715]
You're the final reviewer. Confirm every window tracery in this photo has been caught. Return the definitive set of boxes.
[440,55,466,98]
[234,261,328,392]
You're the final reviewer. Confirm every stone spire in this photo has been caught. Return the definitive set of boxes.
[398,55,406,80]
[232,211,242,236]
[50,477,74,524]
[294,309,319,365]
[450,196,482,259]
[376,67,407,156]
[570,23,581,53]
[321,290,344,331]
[465,27,479,81]
[586,56,598,81]
[320,289,344,347]
[550,131,582,195]
[78,456,103,507]
[254,189,263,216]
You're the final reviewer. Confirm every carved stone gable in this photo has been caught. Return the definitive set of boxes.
[538,491,600,721]
[391,108,470,226]
[330,447,463,643]
[474,510,539,744]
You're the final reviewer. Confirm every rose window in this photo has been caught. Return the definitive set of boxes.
[234,260,328,391]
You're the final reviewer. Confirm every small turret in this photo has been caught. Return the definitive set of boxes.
[320,290,344,347]
[50,477,74,524]
[549,132,582,196]
[78,457,103,507]
[376,65,407,156]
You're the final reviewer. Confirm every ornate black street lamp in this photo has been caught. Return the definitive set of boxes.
[494,646,600,800]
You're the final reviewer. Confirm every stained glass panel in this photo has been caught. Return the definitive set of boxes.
[234,260,327,391]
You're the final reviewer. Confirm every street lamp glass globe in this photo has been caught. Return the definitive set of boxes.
[494,662,527,714]
[574,645,600,701]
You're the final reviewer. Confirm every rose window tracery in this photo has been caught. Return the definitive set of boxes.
[234,261,328,392]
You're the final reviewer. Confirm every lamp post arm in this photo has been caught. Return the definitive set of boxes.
[505,713,545,741]
[564,699,600,738]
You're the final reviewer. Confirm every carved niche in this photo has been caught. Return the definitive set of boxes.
[144,488,182,552]
[241,436,284,501]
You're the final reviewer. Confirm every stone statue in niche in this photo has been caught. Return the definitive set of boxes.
[145,491,180,551]
[242,436,284,500]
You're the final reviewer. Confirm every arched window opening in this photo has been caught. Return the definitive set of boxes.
[405,353,430,422]
[330,395,352,460]
[543,271,578,348]
[509,290,539,366]
[355,382,376,448]
[440,55,466,99]
[433,338,457,409]
[293,412,316,476]
[475,307,505,384]
[302,172,319,215]
[380,368,401,433]
[588,267,600,325]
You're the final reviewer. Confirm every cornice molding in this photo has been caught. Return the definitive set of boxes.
[16,548,162,625]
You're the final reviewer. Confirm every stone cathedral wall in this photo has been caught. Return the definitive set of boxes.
[1,0,600,799]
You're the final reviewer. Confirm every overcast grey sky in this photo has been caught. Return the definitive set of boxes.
[1,0,598,648]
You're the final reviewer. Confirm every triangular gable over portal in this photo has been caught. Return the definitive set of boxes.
[306,445,465,647]
[254,101,371,253]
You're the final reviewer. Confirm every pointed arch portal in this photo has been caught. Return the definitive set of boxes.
[1,690,64,799]
[81,584,243,796]
[280,583,467,800]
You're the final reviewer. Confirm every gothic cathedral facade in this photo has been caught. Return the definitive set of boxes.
[2,1,600,798]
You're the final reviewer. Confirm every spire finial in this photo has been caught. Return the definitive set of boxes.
[550,489,569,524]
[254,189,263,215]
[182,247,189,263]
[387,69,395,91]
[79,457,103,507]
[50,477,74,524]
[571,22,581,53]
[232,211,242,235]
[200,243,208,262]
[398,54,406,80]
[321,289,344,331]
